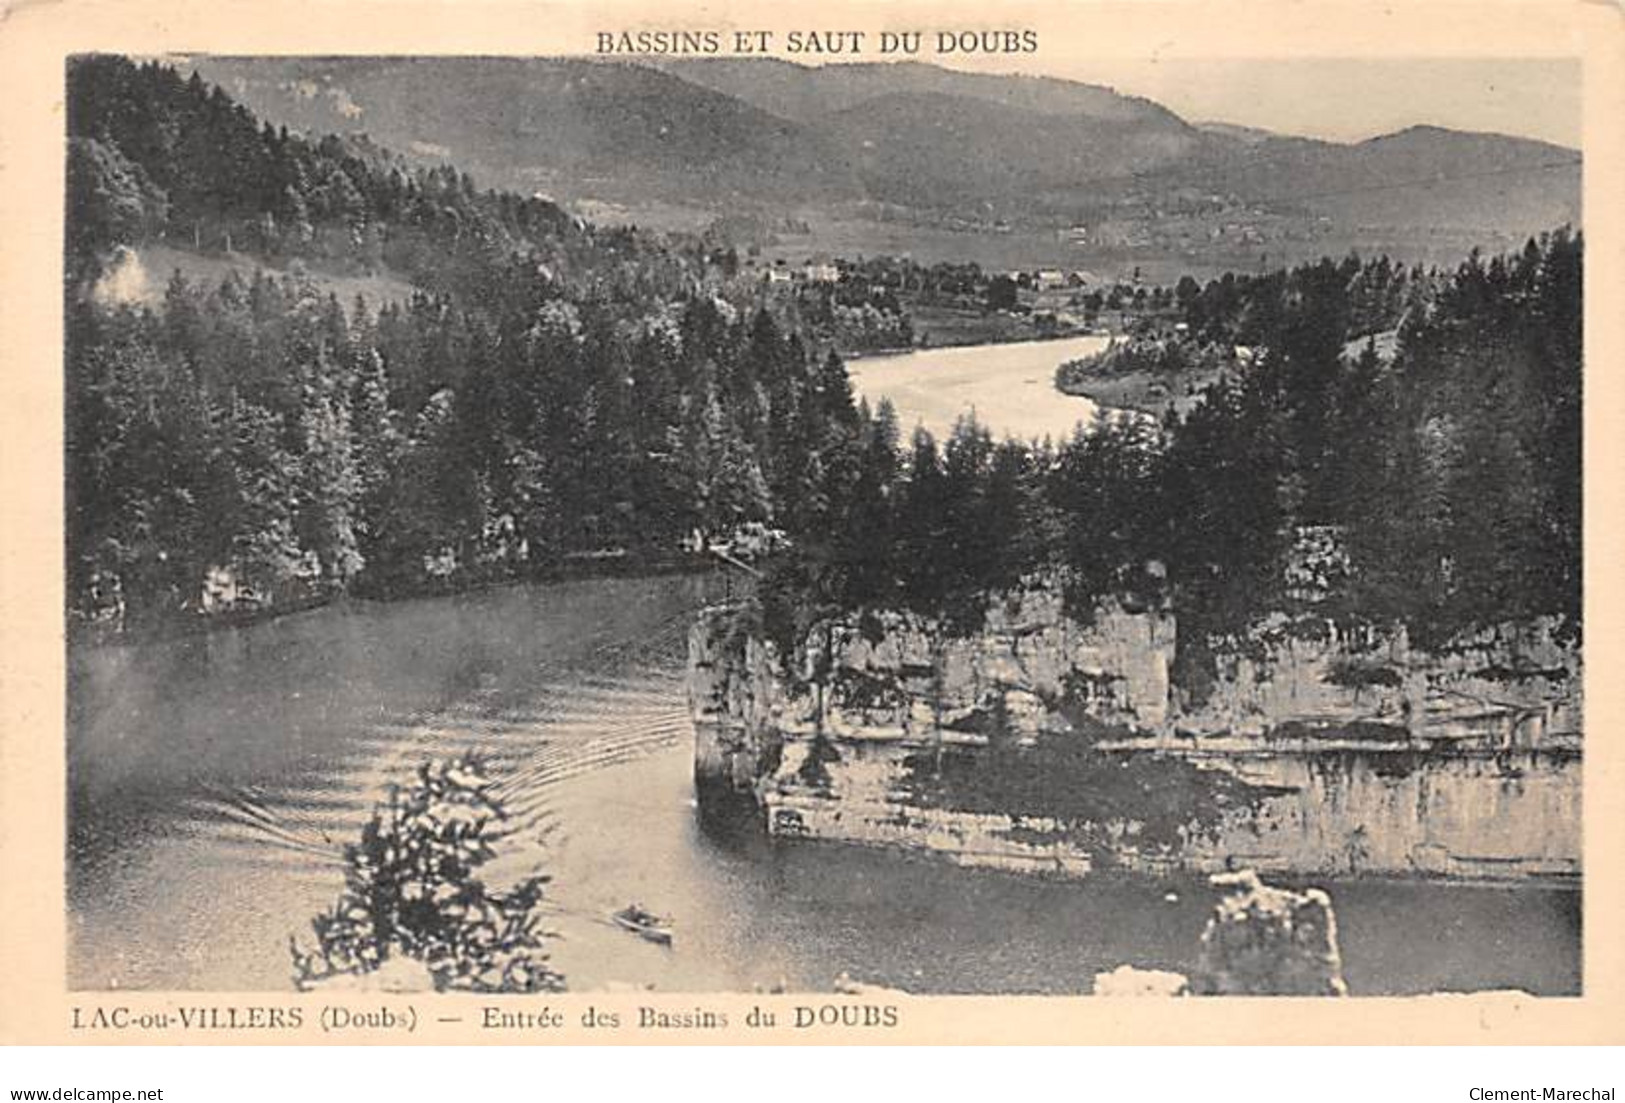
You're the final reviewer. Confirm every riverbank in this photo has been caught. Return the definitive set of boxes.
[1051,334,1235,418]
[68,546,717,649]
[1054,362,1222,418]
[905,302,1089,350]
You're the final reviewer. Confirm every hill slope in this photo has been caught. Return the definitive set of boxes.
[1175,124,1580,230]
[810,90,1203,211]
[654,57,1185,126]
[189,56,860,203]
[183,55,1580,263]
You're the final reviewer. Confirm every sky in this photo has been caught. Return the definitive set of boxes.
[936,56,1581,148]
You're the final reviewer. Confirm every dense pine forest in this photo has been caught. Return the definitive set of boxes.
[769,232,1581,671]
[67,55,1580,688]
[67,55,863,628]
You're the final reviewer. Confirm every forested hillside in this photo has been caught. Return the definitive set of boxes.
[67,55,1581,693]
[762,230,1581,686]
[67,55,867,630]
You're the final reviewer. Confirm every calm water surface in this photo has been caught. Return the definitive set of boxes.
[848,334,1112,442]
[68,571,1578,995]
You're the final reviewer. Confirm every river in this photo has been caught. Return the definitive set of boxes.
[69,570,1579,995]
[847,334,1112,443]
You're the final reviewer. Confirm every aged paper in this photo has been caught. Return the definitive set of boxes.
[1,0,1621,1045]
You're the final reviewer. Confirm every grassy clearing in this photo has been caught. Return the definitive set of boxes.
[131,244,418,312]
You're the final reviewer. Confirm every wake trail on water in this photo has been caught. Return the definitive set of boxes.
[169,604,702,882]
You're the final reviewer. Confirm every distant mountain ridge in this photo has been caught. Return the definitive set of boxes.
[651,57,1186,127]
[811,90,1204,208]
[193,56,862,202]
[185,55,1579,261]
[1176,123,1580,231]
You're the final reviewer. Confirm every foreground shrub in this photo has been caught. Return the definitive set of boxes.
[291,756,565,993]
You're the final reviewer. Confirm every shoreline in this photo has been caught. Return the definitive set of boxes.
[845,328,1119,363]
[1055,365,1221,418]
[845,325,1119,362]
[67,550,717,650]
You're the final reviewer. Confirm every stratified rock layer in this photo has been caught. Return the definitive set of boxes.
[690,583,1581,882]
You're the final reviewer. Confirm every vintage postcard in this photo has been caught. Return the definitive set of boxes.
[1,0,1621,1045]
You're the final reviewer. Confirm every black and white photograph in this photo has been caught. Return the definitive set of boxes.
[41,26,1593,1016]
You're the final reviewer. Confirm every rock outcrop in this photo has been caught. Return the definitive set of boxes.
[690,582,1581,882]
[1095,869,1347,997]
[1191,870,1347,996]
[1092,966,1191,997]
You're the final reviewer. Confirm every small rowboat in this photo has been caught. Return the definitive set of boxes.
[612,904,674,945]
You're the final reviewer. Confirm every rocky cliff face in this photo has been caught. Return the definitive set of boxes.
[1180,613,1581,749]
[688,584,1581,882]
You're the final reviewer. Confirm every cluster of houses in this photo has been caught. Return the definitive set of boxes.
[758,258,841,286]
[1030,268,1105,291]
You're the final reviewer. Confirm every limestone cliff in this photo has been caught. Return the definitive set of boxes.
[688,583,1580,882]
